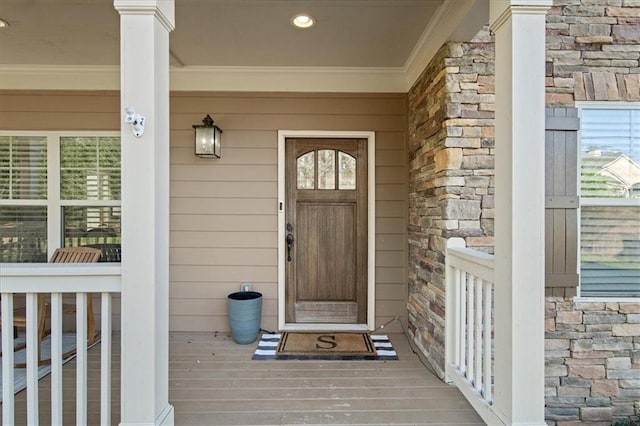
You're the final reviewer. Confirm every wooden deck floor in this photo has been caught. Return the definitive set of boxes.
[4,332,484,425]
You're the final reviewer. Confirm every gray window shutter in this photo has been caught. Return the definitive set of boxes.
[545,107,580,297]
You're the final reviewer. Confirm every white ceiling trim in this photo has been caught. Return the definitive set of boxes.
[402,0,478,89]
[0,64,408,93]
[170,66,408,93]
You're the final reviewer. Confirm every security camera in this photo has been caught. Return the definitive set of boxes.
[124,107,146,138]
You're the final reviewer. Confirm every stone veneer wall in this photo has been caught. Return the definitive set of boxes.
[544,1,640,423]
[546,300,640,423]
[546,0,640,106]
[406,0,640,421]
[407,29,495,378]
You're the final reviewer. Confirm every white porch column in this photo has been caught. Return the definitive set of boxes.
[490,1,551,424]
[114,1,174,425]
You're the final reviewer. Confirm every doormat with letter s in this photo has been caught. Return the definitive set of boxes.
[252,332,398,360]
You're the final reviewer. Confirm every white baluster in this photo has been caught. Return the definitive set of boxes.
[26,293,40,425]
[101,293,112,426]
[51,292,64,424]
[76,292,88,425]
[466,275,475,382]
[453,268,462,368]
[1,293,15,426]
[475,278,483,392]
[459,272,467,373]
[484,281,493,403]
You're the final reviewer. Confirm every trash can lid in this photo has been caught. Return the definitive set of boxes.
[228,291,262,300]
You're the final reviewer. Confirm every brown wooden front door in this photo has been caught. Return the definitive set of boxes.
[285,138,368,324]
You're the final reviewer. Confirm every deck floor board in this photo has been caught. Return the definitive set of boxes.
[2,332,484,425]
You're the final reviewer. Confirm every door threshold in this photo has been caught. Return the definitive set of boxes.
[282,323,369,332]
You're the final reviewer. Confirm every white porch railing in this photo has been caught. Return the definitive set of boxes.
[444,240,502,425]
[1,263,121,426]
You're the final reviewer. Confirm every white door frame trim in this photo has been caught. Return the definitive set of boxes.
[277,130,376,331]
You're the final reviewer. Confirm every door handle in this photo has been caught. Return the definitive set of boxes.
[286,233,295,262]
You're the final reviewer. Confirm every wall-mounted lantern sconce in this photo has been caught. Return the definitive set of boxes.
[193,114,223,158]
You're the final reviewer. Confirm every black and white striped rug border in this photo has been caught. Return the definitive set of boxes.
[252,334,399,361]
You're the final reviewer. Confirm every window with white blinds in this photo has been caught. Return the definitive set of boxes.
[0,133,121,263]
[579,107,640,297]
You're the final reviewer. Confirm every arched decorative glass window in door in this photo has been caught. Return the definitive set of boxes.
[296,149,356,190]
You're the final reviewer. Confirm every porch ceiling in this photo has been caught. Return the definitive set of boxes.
[0,0,488,91]
[0,0,440,67]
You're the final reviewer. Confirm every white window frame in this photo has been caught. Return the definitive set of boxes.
[575,101,640,300]
[0,130,121,261]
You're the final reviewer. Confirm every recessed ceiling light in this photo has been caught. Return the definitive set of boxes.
[291,14,315,29]
[0,18,10,29]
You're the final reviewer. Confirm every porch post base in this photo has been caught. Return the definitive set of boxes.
[119,404,174,426]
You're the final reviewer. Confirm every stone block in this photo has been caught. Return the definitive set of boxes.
[591,379,619,397]
[445,137,481,148]
[461,155,494,170]
[586,397,611,407]
[557,311,583,324]
[580,406,612,421]
[613,25,640,43]
[546,92,575,105]
[547,364,569,377]
[584,313,626,324]
[586,324,612,332]
[433,176,466,187]
[607,368,640,379]
[546,406,581,421]
[576,35,614,43]
[565,357,606,365]
[574,302,606,311]
[466,236,494,247]
[570,23,611,37]
[571,339,594,352]
[443,199,481,220]
[548,339,571,350]
[606,6,640,16]
[559,386,591,397]
[620,388,640,397]
[561,377,592,387]
[546,396,587,407]
[593,337,633,351]
[606,357,631,370]
[611,403,635,417]
[619,379,640,388]
[547,317,557,332]
[627,314,640,323]
[607,303,620,312]
[619,303,640,314]
[612,323,640,336]
[458,220,479,229]
[569,364,606,379]
[547,377,561,387]
[548,356,569,366]
[564,5,605,15]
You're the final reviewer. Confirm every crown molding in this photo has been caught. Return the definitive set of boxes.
[170,66,407,93]
[0,65,408,93]
[113,0,175,31]
[402,0,478,91]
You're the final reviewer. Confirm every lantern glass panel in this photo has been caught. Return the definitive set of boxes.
[196,127,216,156]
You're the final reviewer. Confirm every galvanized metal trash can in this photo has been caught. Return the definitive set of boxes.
[227,291,262,344]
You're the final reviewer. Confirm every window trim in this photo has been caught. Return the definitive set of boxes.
[0,130,120,260]
[576,102,640,299]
